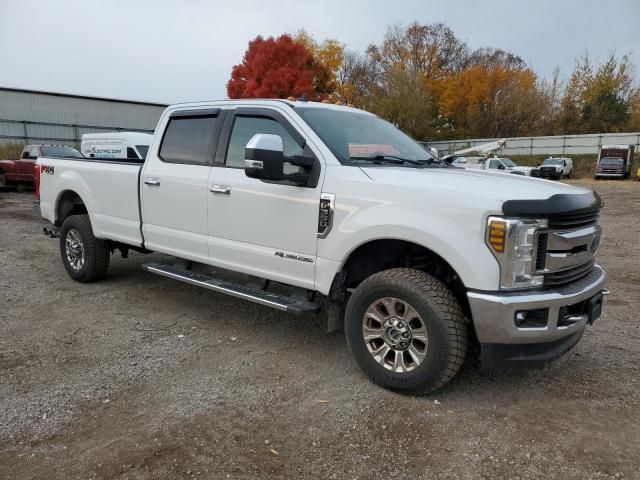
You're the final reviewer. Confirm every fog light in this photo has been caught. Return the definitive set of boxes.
[514,309,549,329]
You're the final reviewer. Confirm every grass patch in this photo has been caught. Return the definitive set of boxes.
[0,143,25,160]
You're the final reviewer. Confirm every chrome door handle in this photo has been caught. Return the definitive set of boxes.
[144,178,161,187]
[210,184,231,195]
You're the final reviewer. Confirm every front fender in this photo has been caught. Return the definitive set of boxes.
[316,196,501,293]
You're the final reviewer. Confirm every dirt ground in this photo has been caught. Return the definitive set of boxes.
[1,180,639,480]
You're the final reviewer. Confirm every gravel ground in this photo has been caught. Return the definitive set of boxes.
[1,180,639,479]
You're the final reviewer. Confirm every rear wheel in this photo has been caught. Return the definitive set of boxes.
[60,214,110,282]
[345,268,468,395]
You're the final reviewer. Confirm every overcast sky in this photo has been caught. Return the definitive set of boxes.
[1,0,638,104]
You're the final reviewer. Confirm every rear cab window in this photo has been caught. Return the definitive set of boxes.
[159,109,222,165]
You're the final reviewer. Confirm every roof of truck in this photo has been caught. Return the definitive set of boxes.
[168,98,375,115]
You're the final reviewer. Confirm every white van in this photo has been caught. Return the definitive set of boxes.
[81,132,153,161]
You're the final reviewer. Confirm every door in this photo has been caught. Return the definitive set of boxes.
[488,159,502,170]
[18,146,38,180]
[141,109,223,263]
[206,108,323,289]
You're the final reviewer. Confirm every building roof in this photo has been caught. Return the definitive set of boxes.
[0,86,168,107]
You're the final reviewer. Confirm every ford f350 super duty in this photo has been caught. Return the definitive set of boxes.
[37,99,608,394]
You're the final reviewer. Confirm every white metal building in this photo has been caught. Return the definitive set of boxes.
[0,87,167,146]
[425,132,640,157]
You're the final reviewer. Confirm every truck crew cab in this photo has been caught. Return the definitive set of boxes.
[37,99,608,394]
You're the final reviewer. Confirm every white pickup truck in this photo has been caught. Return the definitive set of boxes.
[466,157,536,176]
[37,99,607,394]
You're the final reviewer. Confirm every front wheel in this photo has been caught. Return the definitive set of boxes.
[60,214,110,282]
[345,268,468,394]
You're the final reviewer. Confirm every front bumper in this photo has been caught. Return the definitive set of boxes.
[467,265,607,345]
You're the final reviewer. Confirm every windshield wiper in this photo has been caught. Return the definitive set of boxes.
[350,155,428,167]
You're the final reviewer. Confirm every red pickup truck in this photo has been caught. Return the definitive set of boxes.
[0,144,83,188]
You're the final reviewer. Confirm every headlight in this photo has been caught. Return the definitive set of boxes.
[486,216,547,289]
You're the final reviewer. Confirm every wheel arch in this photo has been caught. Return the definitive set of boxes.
[55,189,89,226]
[329,238,471,319]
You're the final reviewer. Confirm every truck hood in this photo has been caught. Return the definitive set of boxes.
[360,166,587,204]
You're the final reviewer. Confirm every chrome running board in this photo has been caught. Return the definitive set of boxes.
[143,262,320,315]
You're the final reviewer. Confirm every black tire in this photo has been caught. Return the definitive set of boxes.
[59,214,110,283]
[345,268,468,395]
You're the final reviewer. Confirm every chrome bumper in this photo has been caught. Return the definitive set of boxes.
[468,265,607,344]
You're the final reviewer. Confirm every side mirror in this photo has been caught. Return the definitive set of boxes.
[498,164,506,170]
[244,134,285,181]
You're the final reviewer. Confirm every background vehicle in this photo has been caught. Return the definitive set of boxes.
[595,145,634,179]
[37,99,607,394]
[539,157,573,179]
[443,155,484,168]
[81,132,153,161]
[466,156,535,176]
[0,144,82,187]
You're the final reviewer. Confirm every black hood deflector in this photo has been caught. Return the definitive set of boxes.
[502,191,602,217]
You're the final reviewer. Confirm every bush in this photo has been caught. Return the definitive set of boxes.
[0,143,25,160]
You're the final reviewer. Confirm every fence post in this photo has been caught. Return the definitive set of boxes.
[530,138,534,159]
[562,136,566,155]
[73,124,80,147]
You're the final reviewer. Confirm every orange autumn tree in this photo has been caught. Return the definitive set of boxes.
[439,62,547,138]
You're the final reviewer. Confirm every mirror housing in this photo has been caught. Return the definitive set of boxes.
[244,134,285,181]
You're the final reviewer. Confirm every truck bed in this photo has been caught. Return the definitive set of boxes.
[38,157,143,247]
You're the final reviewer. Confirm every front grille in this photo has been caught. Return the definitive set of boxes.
[540,167,558,176]
[543,260,595,287]
[547,208,600,229]
[535,233,548,270]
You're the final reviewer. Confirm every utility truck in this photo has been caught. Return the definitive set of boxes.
[442,140,534,176]
[595,145,634,179]
[37,99,608,394]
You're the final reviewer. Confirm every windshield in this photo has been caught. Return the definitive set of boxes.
[41,146,83,158]
[135,145,149,159]
[296,108,437,165]
[543,158,563,165]
[600,157,624,166]
[501,158,517,167]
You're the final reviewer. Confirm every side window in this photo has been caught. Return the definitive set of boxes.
[21,149,30,159]
[225,116,304,170]
[488,159,499,169]
[159,115,218,165]
[126,147,138,159]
